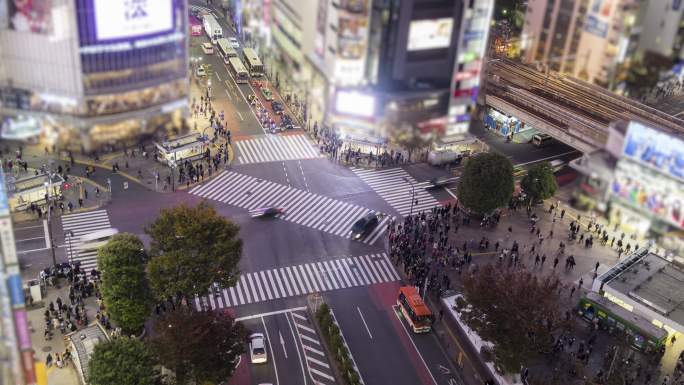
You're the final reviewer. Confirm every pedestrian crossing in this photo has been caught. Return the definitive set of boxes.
[61,210,113,272]
[351,167,442,216]
[235,134,322,164]
[290,310,336,385]
[189,171,391,245]
[196,253,400,310]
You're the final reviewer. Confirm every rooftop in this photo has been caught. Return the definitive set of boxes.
[604,252,684,327]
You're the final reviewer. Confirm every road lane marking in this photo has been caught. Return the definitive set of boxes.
[357,307,373,339]
[279,331,288,359]
[261,317,280,385]
[310,367,334,381]
[14,225,43,230]
[286,312,308,385]
[393,305,439,385]
[444,187,458,200]
[514,150,580,167]
[236,111,244,121]
[15,236,46,242]
[215,71,221,81]
[235,306,307,322]
[224,89,232,100]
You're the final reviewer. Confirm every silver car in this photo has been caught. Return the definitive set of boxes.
[249,333,267,364]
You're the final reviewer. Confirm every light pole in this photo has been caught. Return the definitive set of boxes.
[66,230,74,265]
[44,178,57,268]
[403,177,416,217]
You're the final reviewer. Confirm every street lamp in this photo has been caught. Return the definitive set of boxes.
[403,177,417,217]
[66,230,74,266]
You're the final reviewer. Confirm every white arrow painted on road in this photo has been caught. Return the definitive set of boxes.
[438,364,451,375]
[279,331,288,358]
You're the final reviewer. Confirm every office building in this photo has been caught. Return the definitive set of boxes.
[0,0,189,151]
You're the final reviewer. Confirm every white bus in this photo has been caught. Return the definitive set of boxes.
[216,38,238,63]
[203,14,222,43]
[242,47,264,77]
[228,57,249,84]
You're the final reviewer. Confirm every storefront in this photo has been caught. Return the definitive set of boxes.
[8,173,64,212]
[155,133,209,165]
[483,106,537,138]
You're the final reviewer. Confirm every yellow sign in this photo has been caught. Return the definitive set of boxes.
[35,362,47,385]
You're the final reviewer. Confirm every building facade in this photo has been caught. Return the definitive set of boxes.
[0,0,189,151]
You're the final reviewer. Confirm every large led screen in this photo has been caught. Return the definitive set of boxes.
[335,91,375,118]
[407,18,453,51]
[94,0,173,41]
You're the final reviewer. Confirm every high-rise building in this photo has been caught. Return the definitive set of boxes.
[0,0,189,151]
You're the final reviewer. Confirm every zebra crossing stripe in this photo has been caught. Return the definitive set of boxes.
[191,171,391,245]
[235,134,322,164]
[195,254,400,310]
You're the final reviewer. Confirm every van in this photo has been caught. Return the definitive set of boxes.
[532,133,552,147]
[549,159,566,172]
[77,228,119,251]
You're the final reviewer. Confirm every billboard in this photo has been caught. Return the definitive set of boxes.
[334,90,375,119]
[622,121,684,182]
[407,18,453,51]
[8,0,52,34]
[94,0,173,41]
[584,0,613,38]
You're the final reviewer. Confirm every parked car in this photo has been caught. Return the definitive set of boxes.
[228,37,240,48]
[249,333,268,364]
[271,101,284,114]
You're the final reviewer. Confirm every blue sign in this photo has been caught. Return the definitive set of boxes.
[622,122,684,181]
[584,14,608,38]
[0,171,8,216]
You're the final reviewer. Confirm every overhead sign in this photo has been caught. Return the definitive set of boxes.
[94,0,173,41]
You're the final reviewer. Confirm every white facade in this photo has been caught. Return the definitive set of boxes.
[637,0,684,59]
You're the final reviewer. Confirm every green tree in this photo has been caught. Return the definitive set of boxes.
[520,162,558,204]
[145,202,242,299]
[88,337,157,385]
[456,152,514,214]
[456,264,573,374]
[150,308,247,385]
[97,233,152,334]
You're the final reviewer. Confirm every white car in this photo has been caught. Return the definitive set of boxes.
[229,37,240,48]
[196,66,206,77]
[249,333,267,364]
[201,42,214,54]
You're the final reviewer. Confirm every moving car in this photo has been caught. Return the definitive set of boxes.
[249,207,284,218]
[228,37,240,48]
[249,333,267,364]
[201,42,214,55]
[350,212,379,240]
[195,66,206,77]
[261,87,274,101]
[426,176,458,189]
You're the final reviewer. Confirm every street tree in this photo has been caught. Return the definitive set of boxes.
[97,233,152,334]
[456,264,573,374]
[520,162,558,204]
[88,336,157,385]
[145,202,242,299]
[456,152,514,214]
[150,308,247,385]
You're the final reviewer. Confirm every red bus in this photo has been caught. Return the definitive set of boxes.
[397,286,433,333]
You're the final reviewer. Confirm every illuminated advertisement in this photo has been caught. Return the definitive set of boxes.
[334,90,375,119]
[8,0,52,34]
[94,0,173,41]
[622,121,684,182]
[407,18,453,51]
[611,162,684,230]
[584,0,613,38]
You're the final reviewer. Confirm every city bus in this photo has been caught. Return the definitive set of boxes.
[242,47,264,77]
[216,38,237,63]
[397,286,433,333]
[578,292,668,352]
[228,57,249,84]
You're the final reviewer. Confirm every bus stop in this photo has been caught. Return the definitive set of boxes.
[155,133,209,165]
[8,172,64,211]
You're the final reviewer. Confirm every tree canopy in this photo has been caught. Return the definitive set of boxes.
[97,233,152,334]
[520,162,558,203]
[456,264,573,373]
[145,202,242,299]
[150,308,247,385]
[88,337,157,385]
[457,152,514,214]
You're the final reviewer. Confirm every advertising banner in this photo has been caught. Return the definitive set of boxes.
[584,0,613,38]
[94,0,173,41]
[8,0,52,34]
[612,161,684,230]
[407,18,453,51]
[622,121,684,182]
